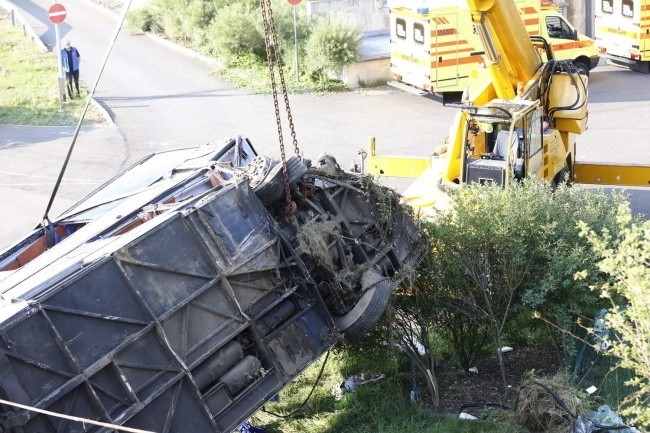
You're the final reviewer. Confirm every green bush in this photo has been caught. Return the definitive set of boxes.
[125,8,162,33]
[519,184,627,356]
[578,206,650,429]
[400,180,627,381]
[304,14,360,80]
[152,0,217,43]
[206,2,265,58]
[207,0,310,62]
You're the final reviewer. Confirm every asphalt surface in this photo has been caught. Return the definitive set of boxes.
[1,0,649,250]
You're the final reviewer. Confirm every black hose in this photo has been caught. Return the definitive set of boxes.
[262,350,331,418]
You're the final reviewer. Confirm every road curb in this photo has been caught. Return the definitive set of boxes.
[143,32,223,69]
[0,0,48,52]
[90,98,114,124]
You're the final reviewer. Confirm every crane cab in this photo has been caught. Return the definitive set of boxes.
[455,99,566,187]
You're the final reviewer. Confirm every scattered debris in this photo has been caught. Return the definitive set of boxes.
[589,405,639,433]
[331,373,385,401]
[238,420,267,433]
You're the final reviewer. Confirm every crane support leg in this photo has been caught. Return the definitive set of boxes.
[573,163,650,187]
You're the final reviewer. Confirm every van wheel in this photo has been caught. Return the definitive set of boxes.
[333,271,390,342]
[573,60,590,76]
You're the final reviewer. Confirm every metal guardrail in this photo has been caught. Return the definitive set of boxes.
[0,0,49,52]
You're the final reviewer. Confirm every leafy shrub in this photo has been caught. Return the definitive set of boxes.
[304,14,360,80]
[152,0,217,43]
[206,2,265,59]
[395,180,627,391]
[125,8,162,33]
[578,206,650,429]
[205,0,308,62]
[519,184,627,355]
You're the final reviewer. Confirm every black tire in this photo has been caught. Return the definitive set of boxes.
[254,164,285,205]
[334,271,390,341]
[286,156,307,186]
[551,165,570,188]
[573,60,590,77]
[254,157,307,205]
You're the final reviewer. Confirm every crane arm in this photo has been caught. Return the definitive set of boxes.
[466,0,542,99]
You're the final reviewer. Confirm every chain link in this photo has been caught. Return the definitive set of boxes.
[260,0,301,217]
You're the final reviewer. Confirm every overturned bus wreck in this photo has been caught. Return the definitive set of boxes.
[0,138,421,433]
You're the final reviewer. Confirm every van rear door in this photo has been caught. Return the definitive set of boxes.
[390,11,431,90]
[431,12,462,91]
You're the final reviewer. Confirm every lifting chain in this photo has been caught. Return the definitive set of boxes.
[260,0,301,220]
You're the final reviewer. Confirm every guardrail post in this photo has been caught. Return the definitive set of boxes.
[10,9,14,26]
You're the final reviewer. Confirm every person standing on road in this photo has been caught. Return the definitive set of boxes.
[61,40,81,99]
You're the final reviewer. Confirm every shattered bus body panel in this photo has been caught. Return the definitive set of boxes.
[0,138,421,433]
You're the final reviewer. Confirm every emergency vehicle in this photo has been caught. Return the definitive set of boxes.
[594,0,650,72]
[389,0,600,102]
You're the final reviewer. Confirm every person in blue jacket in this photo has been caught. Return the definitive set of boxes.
[61,40,81,99]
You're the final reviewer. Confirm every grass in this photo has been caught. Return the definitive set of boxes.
[580,354,637,413]
[210,53,348,94]
[249,350,521,433]
[0,16,105,126]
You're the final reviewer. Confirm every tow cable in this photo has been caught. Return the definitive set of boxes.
[259,0,301,220]
[40,0,134,246]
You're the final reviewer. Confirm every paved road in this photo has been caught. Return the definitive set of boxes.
[0,0,649,249]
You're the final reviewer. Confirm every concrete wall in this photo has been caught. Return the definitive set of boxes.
[307,0,389,34]
[306,0,592,38]
[566,0,592,37]
[343,58,392,87]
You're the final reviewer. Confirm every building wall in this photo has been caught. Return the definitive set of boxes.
[566,0,592,36]
[307,0,389,34]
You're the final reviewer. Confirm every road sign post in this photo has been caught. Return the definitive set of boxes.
[287,0,301,82]
[49,2,67,110]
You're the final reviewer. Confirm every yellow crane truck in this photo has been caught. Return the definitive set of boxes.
[388,0,600,103]
[365,0,649,216]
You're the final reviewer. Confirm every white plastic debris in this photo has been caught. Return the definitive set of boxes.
[586,385,598,395]
[468,367,479,373]
[499,346,513,353]
[459,412,478,420]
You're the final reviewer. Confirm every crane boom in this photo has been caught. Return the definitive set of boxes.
[466,0,541,99]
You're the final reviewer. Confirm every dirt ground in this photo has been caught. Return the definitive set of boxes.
[435,345,563,417]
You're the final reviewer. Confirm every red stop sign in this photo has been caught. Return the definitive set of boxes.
[288,0,301,5]
[48,3,67,24]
